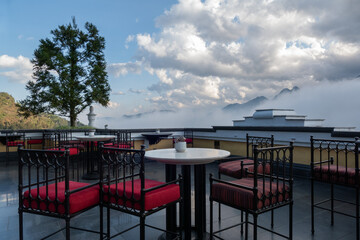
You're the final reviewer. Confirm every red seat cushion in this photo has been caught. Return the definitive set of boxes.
[212,178,289,210]
[219,159,271,179]
[7,140,25,147]
[103,179,180,211]
[185,138,193,143]
[313,165,358,186]
[48,147,80,156]
[104,143,132,148]
[23,181,100,214]
[27,139,43,145]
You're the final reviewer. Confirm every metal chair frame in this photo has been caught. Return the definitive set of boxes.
[218,134,274,228]
[210,143,294,240]
[5,131,25,165]
[18,146,103,240]
[99,143,182,240]
[310,136,360,239]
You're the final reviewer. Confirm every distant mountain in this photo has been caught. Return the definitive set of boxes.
[223,96,268,112]
[0,92,69,129]
[123,109,176,119]
[223,86,300,112]
[273,86,299,99]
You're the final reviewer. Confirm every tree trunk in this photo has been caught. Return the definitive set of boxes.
[70,115,76,127]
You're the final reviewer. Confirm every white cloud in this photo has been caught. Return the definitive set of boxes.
[112,91,125,95]
[107,61,142,77]
[123,0,360,111]
[0,55,33,83]
[107,101,120,108]
[128,88,146,94]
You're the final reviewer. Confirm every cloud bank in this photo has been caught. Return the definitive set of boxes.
[111,0,360,111]
[89,79,360,130]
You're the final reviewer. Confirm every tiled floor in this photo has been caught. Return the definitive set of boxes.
[0,155,358,240]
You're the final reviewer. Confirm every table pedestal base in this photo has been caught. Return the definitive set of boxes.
[158,229,210,240]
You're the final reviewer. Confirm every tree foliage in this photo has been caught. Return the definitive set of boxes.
[18,18,111,126]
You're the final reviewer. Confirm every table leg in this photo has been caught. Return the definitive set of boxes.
[195,164,206,238]
[182,165,192,240]
[166,164,177,232]
[82,141,99,180]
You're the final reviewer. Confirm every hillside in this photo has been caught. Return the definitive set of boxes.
[0,92,69,129]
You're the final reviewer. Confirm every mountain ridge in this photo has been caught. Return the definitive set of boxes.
[222,86,299,112]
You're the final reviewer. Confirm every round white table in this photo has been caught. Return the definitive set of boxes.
[76,135,115,179]
[145,148,230,240]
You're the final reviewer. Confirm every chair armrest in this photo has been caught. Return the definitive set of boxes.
[312,159,334,166]
[144,177,182,193]
[210,175,254,191]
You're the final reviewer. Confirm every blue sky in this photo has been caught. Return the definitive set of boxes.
[1,0,360,129]
[0,0,176,111]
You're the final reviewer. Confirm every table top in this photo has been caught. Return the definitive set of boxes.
[145,148,230,165]
[141,132,172,137]
[75,135,116,142]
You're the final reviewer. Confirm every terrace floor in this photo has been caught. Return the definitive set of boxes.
[0,155,358,240]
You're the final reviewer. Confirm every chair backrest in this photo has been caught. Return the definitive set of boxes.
[42,131,59,149]
[310,136,359,185]
[18,146,71,216]
[246,134,274,158]
[116,130,133,148]
[5,131,25,144]
[252,143,293,211]
[99,143,146,212]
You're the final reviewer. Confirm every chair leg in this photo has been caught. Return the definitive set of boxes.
[253,214,258,240]
[290,201,293,240]
[245,212,249,240]
[311,177,315,234]
[271,209,274,228]
[140,217,145,240]
[107,206,110,239]
[6,146,9,166]
[218,172,221,221]
[210,199,213,238]
[241,210,244,235]
[19,211,23,240]
[331,183,334,225]
[100,204,104,240]
[357,187,359,240]
[66,218,70,240]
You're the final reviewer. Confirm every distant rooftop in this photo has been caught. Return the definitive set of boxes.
[233,109,325,127]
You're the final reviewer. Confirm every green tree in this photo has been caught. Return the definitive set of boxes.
[18,18,111,127]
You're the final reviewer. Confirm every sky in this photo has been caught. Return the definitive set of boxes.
[1,0,360,129]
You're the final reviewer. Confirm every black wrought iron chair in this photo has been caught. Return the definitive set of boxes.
[217,134,274,225]
[218,134,274,179]
[5,131,25,165]
[18,146,103,240]
[310,136,360,239]
[210,143,294,240]
[26,132,44,149]
[184,129,194,148]
[103,130,134,149]
[43,131,85,178]
[99,143,182,240]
